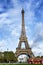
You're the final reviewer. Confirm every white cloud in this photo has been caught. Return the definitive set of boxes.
[0,39,9,51]
[29,40,33,47]
[36,22,43,37]
[32,44,43,56]
[0,37,18,52]
[31,37,43,56]
[0,40,6,47]
[32,48,41,56]
[28,22,43,56]
[11,29,19,36]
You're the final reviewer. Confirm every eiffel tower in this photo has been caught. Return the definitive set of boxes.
[15,9,34,58]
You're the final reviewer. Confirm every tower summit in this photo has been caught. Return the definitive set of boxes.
[21,9,26,37]
[15,9,34,58]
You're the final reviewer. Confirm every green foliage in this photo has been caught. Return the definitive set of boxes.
[4,51,17,62]
[0,52,4,62]
[0,51,17,63]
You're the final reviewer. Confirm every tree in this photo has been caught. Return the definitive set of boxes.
[4,51,17,63]
[0,52,4,63]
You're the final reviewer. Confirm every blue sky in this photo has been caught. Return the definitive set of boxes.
[0,0,43,56]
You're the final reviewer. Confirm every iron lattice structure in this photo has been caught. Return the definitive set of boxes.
[15,9,34,58]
